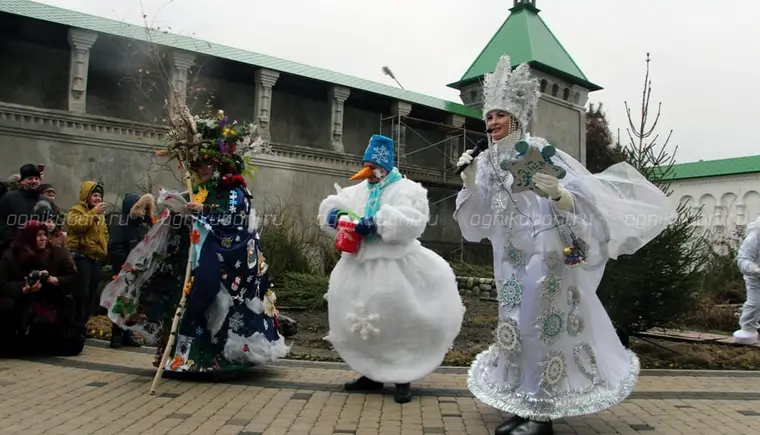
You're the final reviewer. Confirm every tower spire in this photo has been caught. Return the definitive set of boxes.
[512,0,539,12]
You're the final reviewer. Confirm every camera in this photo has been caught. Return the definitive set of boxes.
[28,270,50,284]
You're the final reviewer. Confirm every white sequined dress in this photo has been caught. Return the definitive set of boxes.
[454,134,676,421]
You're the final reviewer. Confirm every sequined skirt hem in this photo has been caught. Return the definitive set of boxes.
[467,345,640,422]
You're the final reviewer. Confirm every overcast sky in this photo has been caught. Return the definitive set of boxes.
[37,0,758,164]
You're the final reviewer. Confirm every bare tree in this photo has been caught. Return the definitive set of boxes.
[623,53,676,187]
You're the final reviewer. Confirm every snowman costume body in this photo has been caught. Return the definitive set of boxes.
[318,135,465,403]
[734,218,760,345]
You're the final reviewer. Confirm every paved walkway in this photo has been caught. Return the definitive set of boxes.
[1,341,759,435]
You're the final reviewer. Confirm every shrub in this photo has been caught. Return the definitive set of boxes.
[275,272,329,309]
[257,197,337,279]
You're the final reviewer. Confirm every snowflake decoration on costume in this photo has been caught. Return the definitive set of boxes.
[235,260,242,269]
[567,309,584,337]
[539,350,567,393]
[537,306,565,346]
[370,147,391,166]
[497,274,523,312]
[346,305,380,341]
[246,275,253,283]
[494,317,521,356]
[228,312,244,332]
[540,274,561,301]
[195,326,204,337]
[204,222,212,231]
[567,285,581,306]
[543,251,560,270]
[210,335,219,345]
[573,342,599,383]
[504,242,524,267]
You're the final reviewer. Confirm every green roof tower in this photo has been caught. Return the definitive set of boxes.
[449,0,601,163]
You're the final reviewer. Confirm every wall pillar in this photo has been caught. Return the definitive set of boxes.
[390,101,412,165]
[168,50,196,114]
[67,28,99,113]
[327,86,350,153]
[445,114,466,167]
[253,69,280,140]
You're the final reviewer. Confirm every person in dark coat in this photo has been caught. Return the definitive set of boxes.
[0,164,42,253]
[107,193,155,348]
[0,220,82,356]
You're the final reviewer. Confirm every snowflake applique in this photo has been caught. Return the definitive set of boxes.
[210,336,219,345]
[195,326,204,337]
[540,274,562,301]
[246,275,253,283]
[346,305,380,340]
[336,229,355,244]
[370,147,391,165]
[235,260,242,269]
[229,312,244,332]
[230,205,237,213]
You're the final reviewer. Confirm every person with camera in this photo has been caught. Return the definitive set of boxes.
[66,181,108,336]
[0,220,81,356]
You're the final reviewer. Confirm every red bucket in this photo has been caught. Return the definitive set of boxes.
[335,210,363,253]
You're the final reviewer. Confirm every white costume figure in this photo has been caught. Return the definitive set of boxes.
[454,55,676,435]
[734,219,760,345]
[318,134,465,404]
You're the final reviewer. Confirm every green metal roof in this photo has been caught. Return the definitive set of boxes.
[664,155,760,180]
[449,3,601,91]
[1,0,482,119]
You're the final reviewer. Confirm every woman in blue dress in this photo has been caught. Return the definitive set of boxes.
[101,109,289,372]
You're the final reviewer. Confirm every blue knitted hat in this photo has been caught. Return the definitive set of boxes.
[361,135,395,172]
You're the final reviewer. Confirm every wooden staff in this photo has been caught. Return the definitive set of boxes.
[149,160,196,395]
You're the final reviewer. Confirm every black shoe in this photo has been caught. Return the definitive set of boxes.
[109,331,123,348]
[344,376,383,392]
[510,420,553,435]
[494,415,527,435]
[122,331,142,348]
[394,383,412,404]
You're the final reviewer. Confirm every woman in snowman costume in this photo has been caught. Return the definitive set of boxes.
[318,134,465,404]
[454,55,676,435]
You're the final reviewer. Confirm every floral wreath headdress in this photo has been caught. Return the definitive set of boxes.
[156,105,271,189]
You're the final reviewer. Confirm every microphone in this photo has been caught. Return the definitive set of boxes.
[455,129,492,175]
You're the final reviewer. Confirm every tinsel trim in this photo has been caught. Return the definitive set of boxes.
[467,345,640,422]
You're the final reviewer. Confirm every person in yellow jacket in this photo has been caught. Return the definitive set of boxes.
[66,181,108,334]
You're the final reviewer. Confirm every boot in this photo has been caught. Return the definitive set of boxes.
[344,376,384,392]
[494,415,527,435]
[510,420,553,435]
[122,330,142,347]
[109,323,123,348]
[394,383,412,404]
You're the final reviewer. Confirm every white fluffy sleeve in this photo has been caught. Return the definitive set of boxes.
[375,179,429,242]
[318,183,351,238]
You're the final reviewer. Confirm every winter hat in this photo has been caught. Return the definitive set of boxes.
[39,184,54,194]
[19,164,41,181]
[361,135,395,172]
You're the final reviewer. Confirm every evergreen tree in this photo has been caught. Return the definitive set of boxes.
[588,54,709,346]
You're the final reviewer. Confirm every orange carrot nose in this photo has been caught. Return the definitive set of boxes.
[349,166,373,181]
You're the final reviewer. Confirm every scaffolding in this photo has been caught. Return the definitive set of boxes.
[378,112,490,264]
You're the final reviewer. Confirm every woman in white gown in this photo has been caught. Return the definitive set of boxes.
[318,134,465,404]
[454,55,676,435]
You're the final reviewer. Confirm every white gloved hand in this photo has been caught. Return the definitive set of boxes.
[456,149,478,189]
[533,172,573,211]
[747,263,760,276]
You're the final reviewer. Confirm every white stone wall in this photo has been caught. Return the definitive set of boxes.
[668,172,760,234]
